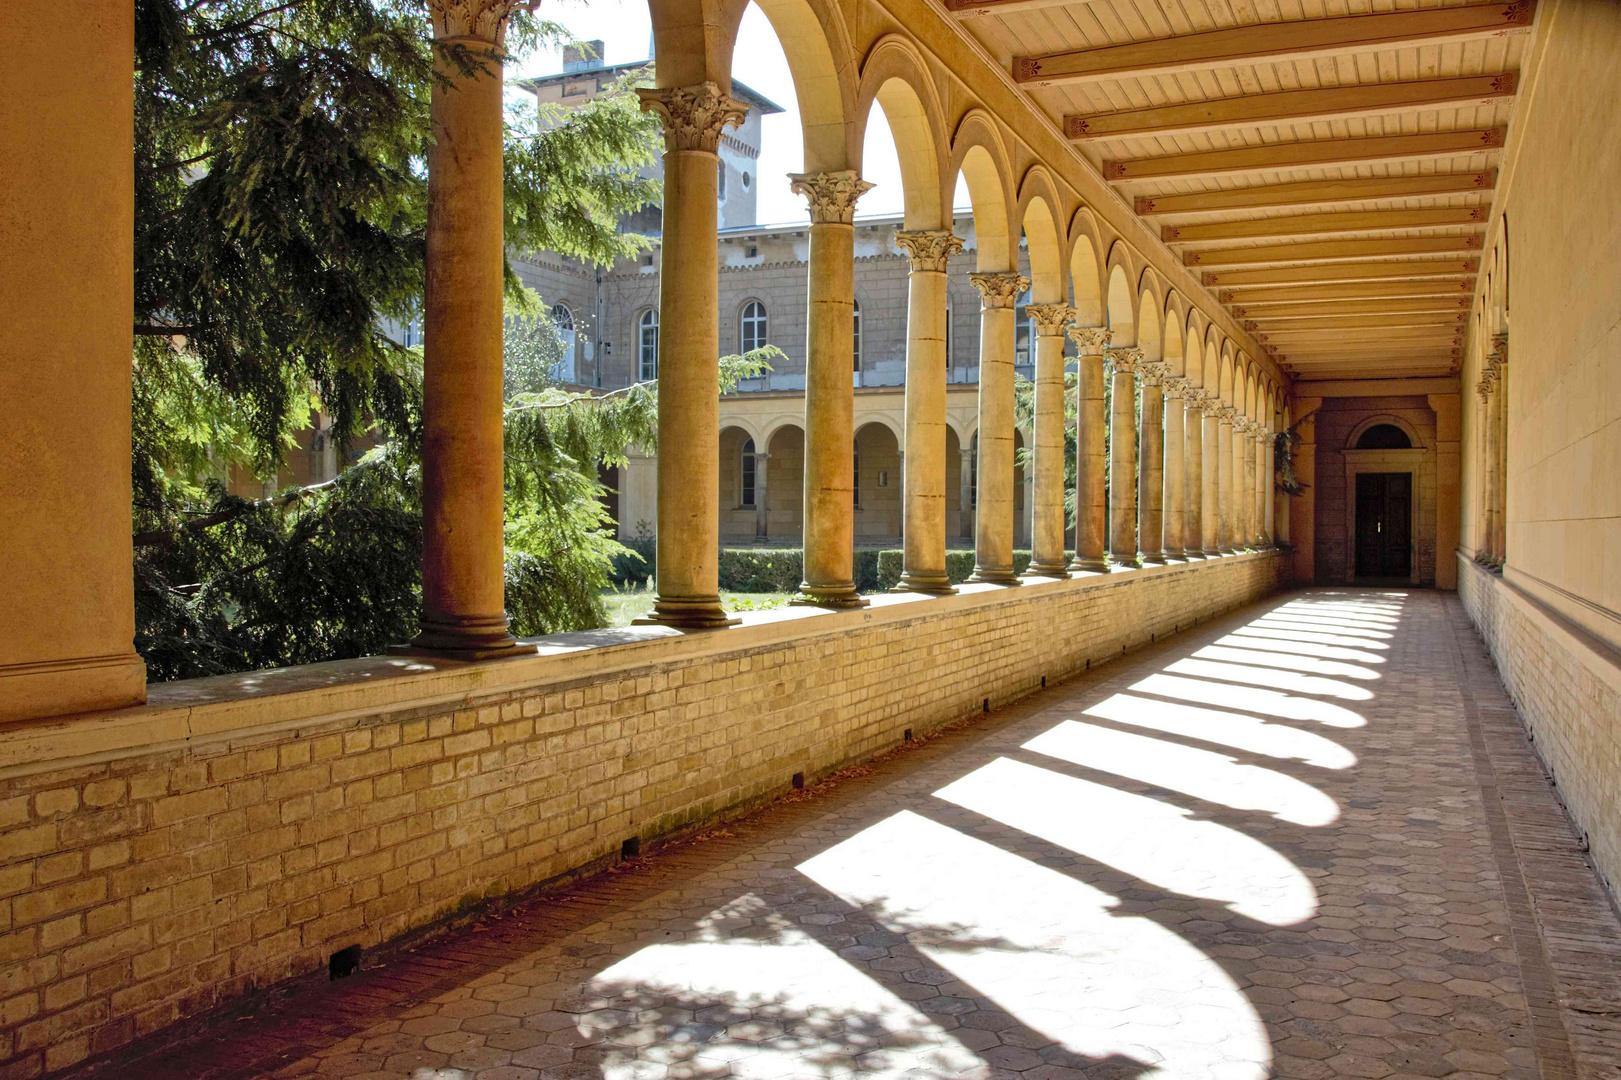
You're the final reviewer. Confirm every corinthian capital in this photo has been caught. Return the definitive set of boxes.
[1104,345,1142,374]
[1026,303,1075,337]
[789,170,875,225]
[1067,326,1111,354]
[637,83,747,153]
[429,0,527,44]
[894,230,964,272]
[1490,331,1509,367]
[1216,405,1236,422]
[1138,360,1171,387]
[968,272,1029,309]
[1163,376,1188,400]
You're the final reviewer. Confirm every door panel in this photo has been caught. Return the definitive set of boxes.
[1354,472,1412,579]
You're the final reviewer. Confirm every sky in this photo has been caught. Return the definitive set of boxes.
[513,0,967,225]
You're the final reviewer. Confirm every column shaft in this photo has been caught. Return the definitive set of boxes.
[1263,432,1275,545]
[1107,348,1142,567]
[0,0,147,720]
[958,449,975,543]
[793,172,871,607]
[967,273,1025,584]
[1201,408,1220,555]
[1163,381,1186,559]
[1069,329,1110,572]
[1217,412,1235,553]
[1137,368,1166,565]
[754,453,769,540]
[1026,306,1074,577]
[636,84,746,628]
[1185,394,1205,558]
[1243,427,1258,547]
[413,32,527,657]
[895,231,962,593]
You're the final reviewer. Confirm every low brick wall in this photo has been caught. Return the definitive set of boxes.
[1458,555,1621,903]
[0,553,1282,1076]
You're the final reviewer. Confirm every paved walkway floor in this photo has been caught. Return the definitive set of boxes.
[113,590,1621,1080]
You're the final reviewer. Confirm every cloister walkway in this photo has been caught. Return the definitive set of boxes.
[113,591,1621,1080]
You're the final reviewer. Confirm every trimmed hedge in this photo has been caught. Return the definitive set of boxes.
[610,543,1073,594]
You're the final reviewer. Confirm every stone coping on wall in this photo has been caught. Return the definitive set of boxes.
[0,552,1278,780]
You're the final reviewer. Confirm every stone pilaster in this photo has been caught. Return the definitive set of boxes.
[1162,377,1187,560]
[408,0,536,657]
[966,271,1028,585]
[790,171,874,609]
[1024,303,1075,578]
[634,82,746,628]
[1106,346,1143,568]
[1137,361,1168,565]
[893,230,964,594]
[1068,327,1111,573]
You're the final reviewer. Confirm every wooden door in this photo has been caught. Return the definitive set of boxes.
[1355,472,1412,578]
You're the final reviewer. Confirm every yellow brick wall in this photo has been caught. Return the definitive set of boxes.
[0,555,1282,1076]
[1459,557,1621,904]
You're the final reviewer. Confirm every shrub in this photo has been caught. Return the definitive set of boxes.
[871,548,1074,591]
[717,548,803,593]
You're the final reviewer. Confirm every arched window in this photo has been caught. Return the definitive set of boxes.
[551,303,577,382]
[717,160,728,202]
[1014,286,1033,367]
[852,299,862,372]
[740,437,757,507]
[638,309,658,381]
[740,301,767,354]
[970,433,978,506]
[853,439,861,507]
[944,299,952,369]
[1357,424,1412,450]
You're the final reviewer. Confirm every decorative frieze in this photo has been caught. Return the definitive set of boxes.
[637,83,748,153]
[789,170,876,226]
[894,230,965,272]
[1068,326,1112,355]
[1026,303,1076,336]
[968,272,1030,309]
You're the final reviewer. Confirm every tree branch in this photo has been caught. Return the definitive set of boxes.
[134,474,340,548]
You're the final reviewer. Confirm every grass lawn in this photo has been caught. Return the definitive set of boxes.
[602,590,792,628]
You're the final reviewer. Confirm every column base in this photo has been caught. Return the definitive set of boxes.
[1203,547,1223,558]
[1067,556,1109,573]
[1140,552,1168,566]
[1021,562,1070,580]
[0,652,148,724]
[396,613,537,661]
[892,572,957,596]
[633,595,740,630]
[967,567,1021,586]
[791,585,869,610]
[1108,554,1141,570]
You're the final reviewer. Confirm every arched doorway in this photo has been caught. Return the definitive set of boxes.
[1353,424,1415,580]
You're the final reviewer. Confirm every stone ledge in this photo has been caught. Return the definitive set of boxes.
[0,552,1279,779]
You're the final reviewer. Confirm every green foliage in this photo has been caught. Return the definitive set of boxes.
[873,549,1069,592]
[1014,370,1080,526]
[716,550,803,593]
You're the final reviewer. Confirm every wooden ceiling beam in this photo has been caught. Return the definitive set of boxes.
[1205,259,1479,287]
[1107,128,1506,182]
[1166,206,1489,244]
[1135,172,1496,216]
[1245,313,1466,330]
[944,0,1089,18]
[1280,361,1460,377]
[1012,2,1534,87]
[1067,73,1516,143]
[1231,297,1474,318]
[1260,328,1464,345]
[1222,278,1478,304]
[1278,343,1464,358]
[1189,234,1483,268]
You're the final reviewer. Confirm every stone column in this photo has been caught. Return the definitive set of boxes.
[754,452,770,541]
[0,0,147,720]
[410,2,534,657]
[967,272,1027,585]
[1262,428,1276,546]
[959,447,976,543]
[1429,392,1460,588]
[1137,363,1167,565]
[1162,378,1187,559]
[1475,376,1495,562]
[636,83,747,627]
[1025,304,1075,578]
[1185,390,1206,559]
[1216,406,1236,553]
[1491,334,1509,567]
[1290,401,1320,583]
[1107,346,1142,568]
[1241,420,1258,548]
[1068,328,1111,572]
[1201,399,1221,556]
[790,171,872,608]
[894,230,963,593]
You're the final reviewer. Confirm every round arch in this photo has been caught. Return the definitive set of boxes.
[1015,166,1065,304]
[1161,304,1185,379]
[1136,288,1163,362]
[1219,344,1235,405]
[854,37,948,230]
[855,414,904,446]
[1105,245,1136,344]
[731,0,857,172]
[1346,414,1426,451]
[1068,208,1105,325]
[947,111,1014,272]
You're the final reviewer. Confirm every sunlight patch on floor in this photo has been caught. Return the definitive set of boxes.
[1165,658,1375,701]
[799,810,1272,1080]
[1192,643,1383,681]
[1082,692,1357,769]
